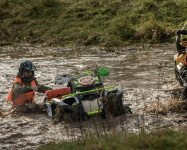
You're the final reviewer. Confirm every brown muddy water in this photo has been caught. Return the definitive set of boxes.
[0,44,186,149]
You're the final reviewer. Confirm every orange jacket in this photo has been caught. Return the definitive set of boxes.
[8,78,36,105]
[184,54,187,65]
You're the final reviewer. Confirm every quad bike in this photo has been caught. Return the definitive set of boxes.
[174,53,186,87]
[174,30,187,99]
[174,54,187,99]
[44,67,132,122]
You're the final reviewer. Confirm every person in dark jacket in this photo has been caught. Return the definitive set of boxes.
[174,22,187,99]
[176,21,187,53]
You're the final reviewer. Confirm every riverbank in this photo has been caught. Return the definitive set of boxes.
[37,129,187,150]
[0,0,186,47]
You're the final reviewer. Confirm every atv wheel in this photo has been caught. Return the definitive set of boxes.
[182,86,187,100]
[103,91,126,116]
[123,105,132,114]
[71,104,88,122]
[52,105,73,123]
[175,67,184,87]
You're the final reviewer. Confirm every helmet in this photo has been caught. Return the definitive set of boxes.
[19,60,37,79]
[180,21,187,47]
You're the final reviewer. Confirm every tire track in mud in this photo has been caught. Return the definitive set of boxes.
[1,44,187,149]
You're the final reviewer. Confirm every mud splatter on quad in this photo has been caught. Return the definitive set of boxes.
[45,68,132,122]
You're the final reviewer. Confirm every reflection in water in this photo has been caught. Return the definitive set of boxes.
[0,44,184,149]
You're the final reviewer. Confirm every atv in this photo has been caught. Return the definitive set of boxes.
[45,68,132,122]
[174,54,187,99]
[174,29,187,99]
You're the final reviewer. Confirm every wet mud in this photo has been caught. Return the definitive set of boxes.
[0,44,187,149]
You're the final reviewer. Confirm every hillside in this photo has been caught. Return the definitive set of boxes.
[0,0,186,46]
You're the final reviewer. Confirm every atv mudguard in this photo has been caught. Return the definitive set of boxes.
[46,86,132,122]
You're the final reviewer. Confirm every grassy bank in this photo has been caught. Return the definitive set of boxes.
[37,129,187,150]
[0,0,187,46]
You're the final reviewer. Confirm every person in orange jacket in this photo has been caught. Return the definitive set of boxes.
[174,22,187,86]
[8,60,52,106]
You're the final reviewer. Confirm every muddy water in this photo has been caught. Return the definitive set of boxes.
[0,44,186,149]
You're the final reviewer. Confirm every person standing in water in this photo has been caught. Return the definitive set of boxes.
[8,60,52,106]
[176,21,187,53]
[174,21,187,99]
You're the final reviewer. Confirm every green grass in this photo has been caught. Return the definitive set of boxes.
[37,129,187,150]
[0,0,187,46]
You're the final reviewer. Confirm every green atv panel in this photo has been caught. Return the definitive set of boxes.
[69,74,103,93]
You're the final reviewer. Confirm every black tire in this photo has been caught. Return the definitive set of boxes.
[182,86,187,100]
[174,67,184,87]
[103,91,126,116]
[71,104,88,122]
[52,104,73,123]
[123,105,132,114]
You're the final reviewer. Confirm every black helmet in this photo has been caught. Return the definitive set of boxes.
[19,60,37,79]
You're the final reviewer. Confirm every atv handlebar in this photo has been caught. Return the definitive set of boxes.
[177,30,187,35]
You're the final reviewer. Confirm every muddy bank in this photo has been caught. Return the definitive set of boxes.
[1,0,186,46]
[1,44,187,149]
